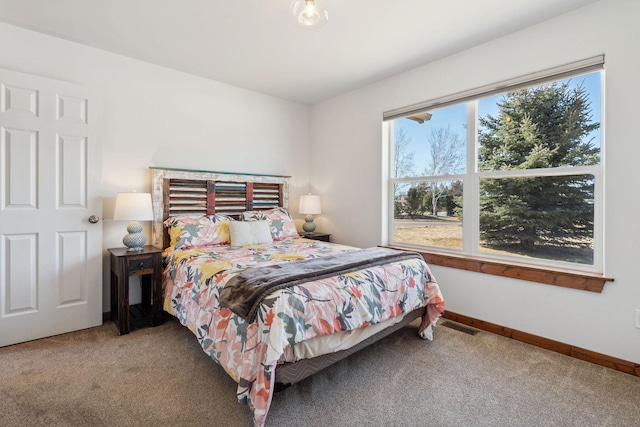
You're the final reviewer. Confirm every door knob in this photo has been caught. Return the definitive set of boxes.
[88,215,100,224]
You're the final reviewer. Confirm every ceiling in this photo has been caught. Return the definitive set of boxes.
[0,0,598,105]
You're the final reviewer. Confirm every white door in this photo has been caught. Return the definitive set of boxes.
[0,68,102,347]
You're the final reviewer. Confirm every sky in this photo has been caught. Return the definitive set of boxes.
[395,70,602,176]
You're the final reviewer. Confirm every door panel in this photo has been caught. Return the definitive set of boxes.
[0,68,102,346]
[3,233,37,315]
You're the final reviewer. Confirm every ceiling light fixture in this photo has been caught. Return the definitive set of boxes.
[291,0,328,29]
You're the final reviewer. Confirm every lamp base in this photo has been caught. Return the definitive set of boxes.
[302,214,316,233]
[122,220,146,251]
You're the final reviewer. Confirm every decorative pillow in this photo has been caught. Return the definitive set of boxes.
[164,214,232,251]
[241,207,299,240]
[229,220,273,247]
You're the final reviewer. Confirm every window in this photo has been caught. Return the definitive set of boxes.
[386,57,604,273]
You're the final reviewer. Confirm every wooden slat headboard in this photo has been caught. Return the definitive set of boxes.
[150,167,290,249]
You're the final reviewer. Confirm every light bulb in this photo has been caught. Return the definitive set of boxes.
[291,0,328,29]
[303,4,319,20]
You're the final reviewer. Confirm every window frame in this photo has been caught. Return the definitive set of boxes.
[384,56,607,280]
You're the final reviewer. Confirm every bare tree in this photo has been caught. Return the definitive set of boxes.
[423,125,465,215]
[393,127,416,201]
[394,127,415,178]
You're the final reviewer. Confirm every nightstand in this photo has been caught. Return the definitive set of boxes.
[300,232,331,242]
[109,246,164,335]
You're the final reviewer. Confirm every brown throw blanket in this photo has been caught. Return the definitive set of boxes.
[219,247,422,323]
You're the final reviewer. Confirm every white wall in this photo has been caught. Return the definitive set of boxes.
[0,22,312,311]
[310,0,640,364]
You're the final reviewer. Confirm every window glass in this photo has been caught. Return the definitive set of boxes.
[393,180,463,250]
[388,67,602,271]
[479,174,594,264]
[393,104,467,178]
[478,74,601,171]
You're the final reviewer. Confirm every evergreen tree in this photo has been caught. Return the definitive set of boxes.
[478,81,599,251]
[405,185,427,217]
[445,180,463,217]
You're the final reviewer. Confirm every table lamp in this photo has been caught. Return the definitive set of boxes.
[299,194,321,233]
[113,191,153,251]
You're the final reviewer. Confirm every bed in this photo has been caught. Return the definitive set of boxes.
[150,167,445,427]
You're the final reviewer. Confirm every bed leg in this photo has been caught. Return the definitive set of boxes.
[274,382,291,392]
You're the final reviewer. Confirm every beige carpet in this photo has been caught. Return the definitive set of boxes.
[1,317,639,427]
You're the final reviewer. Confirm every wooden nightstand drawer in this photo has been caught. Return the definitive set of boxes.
[128,257,153,272]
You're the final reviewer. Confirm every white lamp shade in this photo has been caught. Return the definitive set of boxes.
[299,194,321,215]
[113,192,153,221]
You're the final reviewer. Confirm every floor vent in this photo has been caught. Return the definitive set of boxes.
[441,321,479,335]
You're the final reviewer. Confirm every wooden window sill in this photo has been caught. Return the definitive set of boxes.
[382,246,613,293]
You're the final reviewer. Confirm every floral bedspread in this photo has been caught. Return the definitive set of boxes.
[163,238,445,427]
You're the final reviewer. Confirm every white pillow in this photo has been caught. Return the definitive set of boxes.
[229,220,273,246]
